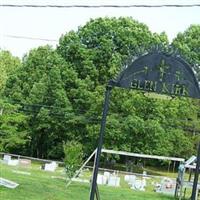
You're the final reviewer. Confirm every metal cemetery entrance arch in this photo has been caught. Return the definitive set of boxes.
[89,49,200,200]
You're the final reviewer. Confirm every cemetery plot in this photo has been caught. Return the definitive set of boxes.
[0,158,175,200]
[1,151,198,200]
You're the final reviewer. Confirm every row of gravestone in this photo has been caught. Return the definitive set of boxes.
[125,174,146,191]
[97,171,120,187]
[2,154,58,172]
[2,155,31,167]
[97,171,146,191]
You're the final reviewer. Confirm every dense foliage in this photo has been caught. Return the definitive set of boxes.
[172,25,200,80]
[0,99,28,153]
[0,17,199,161]
[0,50,20,93]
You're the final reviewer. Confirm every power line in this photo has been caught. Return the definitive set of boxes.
[19,109,101,122]
[1,4,200,8]
[5,102,200,126]
[4,35,58,42]
[2,101,200,132]
[5,99,100,114]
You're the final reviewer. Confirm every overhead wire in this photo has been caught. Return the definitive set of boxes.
[4,35,58,42]
[19,108,101,122]
[2,102,200,131]
[3,98,200,122]
[2,99,199,133]
[2,1,200,43]
[10,99,200,133]
[1,4,200,8]
[1,3,199,144]
[2,98,102,122]
[4,98,102,115]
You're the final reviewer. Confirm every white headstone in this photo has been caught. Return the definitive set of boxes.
[97,174,103,185]
[102,176,107,185]
[3,155,11,164]
[97,174,107,185]
[143,171,147,176]
[51,161,57,167]
[44,162,57,172]
[141,178,146,187]
[107,176,120,187]
[125,175,136,185]
[0,178,19,189]
[131,179,146,191]
[129,175,136,184]
[19,159,31,167]
[8,159,19,166]
[104,171,110,179]
[124,175,130,182]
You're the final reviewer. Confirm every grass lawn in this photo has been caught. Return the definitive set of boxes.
[0,162,175,200]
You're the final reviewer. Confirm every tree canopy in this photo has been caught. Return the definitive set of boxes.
[57,17,168,86]
[0,99,28,153]
[172,25,200,80]
[1,17,199,160]
[0,50,20,93]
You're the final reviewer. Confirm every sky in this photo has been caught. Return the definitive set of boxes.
[0,0,200,58]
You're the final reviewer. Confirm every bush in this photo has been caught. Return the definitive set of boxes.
[63,141,83,178]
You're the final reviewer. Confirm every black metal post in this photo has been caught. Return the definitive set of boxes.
[191,142,200,200]
[95,185,100,200]
[89,86,112,200]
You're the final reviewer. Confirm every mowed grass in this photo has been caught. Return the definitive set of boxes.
[0,163,175,200]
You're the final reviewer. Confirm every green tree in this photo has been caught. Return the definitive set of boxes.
[56,17,199,158]
[4,46,83,158]
[87,88,195,157]
[172,25,200,148]
[57,17,173,156]
[0,99,28,153]
[63,141,83,179]
[57,17,168,86]
[0,50,20,93]
[172,25,200,80]
[4,17,199,160]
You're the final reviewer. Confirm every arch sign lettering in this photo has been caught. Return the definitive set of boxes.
[112,51,200,98]
[90,49,200,200]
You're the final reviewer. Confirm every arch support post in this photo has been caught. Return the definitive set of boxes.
[191,142,200,200]
[89,85,112,200]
